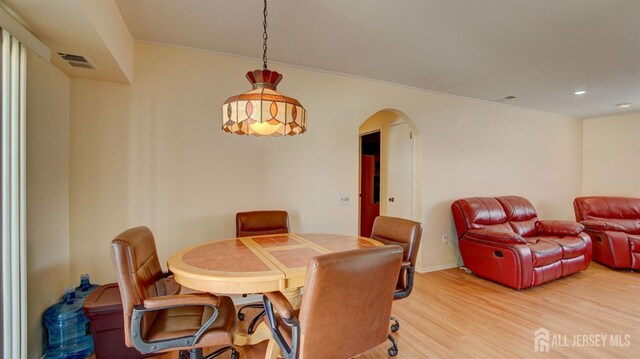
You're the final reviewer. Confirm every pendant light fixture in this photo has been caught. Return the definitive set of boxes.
[221,0,306,136]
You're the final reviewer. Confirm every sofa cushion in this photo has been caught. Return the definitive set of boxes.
[497,196,539,237]
[538,237,587,259]
[526,239,562,266]
[531,261,563,287]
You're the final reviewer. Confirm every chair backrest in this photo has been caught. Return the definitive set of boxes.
[297,246,403,359]
[370,216,423,266]
[574,196,640,234]
[452,196,539,238]
[236,210,290,237]
[452,197,511,238]
[110,226,168,347]
[496,196,539,237]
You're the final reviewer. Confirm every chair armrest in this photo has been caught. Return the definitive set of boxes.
[264,292,295,319]
[466,228,526,244]
[143,293,219,310]
[263,293,300,359]
[580,220,627,232]
[132,293,221,353]
[536,220,584,236]
[395,263,415,300]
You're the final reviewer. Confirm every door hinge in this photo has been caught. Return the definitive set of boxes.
[409,132,413,139]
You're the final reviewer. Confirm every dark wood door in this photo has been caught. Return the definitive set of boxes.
[360,155,380,237]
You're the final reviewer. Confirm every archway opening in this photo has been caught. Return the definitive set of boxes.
[358,109,422,247]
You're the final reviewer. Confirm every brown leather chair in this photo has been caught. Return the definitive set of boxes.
[262,245,404,359]
[235,210,290,334]
[370,216,423,352]
[236,210,290,237]
[110,226,238,359]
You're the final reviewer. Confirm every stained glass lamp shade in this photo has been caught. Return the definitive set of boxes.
[222,69,306,136]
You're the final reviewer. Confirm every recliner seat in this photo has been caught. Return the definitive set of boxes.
[574,196,640,270]
[452,196,592,289]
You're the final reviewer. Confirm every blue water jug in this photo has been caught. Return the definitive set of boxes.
[43,287,94,359]
[75,273,99,299]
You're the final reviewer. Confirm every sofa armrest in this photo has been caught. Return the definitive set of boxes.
[580,220,627,232]
[536,220,584,236]
[465,228,526,244]
[143,293,220,310]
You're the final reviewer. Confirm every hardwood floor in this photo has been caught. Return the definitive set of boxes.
[108,263,639,358]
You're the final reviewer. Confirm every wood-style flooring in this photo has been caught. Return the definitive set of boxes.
[104,262,639,358]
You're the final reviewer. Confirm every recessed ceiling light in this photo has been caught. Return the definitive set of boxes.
[573,90,587,95]
[616,103,632,108]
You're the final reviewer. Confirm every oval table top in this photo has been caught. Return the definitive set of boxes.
[167,233,382,294]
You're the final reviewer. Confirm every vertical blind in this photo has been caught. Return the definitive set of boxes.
[1,28,27,359]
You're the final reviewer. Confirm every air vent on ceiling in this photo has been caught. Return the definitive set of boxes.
[493,95,518,102]
[57,53,95,69]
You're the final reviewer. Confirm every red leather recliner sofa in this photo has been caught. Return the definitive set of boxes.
[574,196,640,270]
[452,196,592,289]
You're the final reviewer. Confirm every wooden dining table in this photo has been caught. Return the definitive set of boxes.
[167,232,383,351]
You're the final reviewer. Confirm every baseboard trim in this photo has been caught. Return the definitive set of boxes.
[416,263,458,273]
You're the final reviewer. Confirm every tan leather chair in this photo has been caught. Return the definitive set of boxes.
[110,226,238,359]
[371,216,423,354]
[262,245,403,359]
[235,210,290,334]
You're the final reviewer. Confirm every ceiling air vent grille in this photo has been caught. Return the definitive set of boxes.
[494,95,518,102]
[57,53,95,69]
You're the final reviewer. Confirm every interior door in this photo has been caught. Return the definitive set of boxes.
[386,122,413,219]
[360,154,379,237]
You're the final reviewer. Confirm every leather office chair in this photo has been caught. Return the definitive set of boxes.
[263,246,404,359]
[110,226,239,359]
[370,216,423,353]
[235,210,290,334]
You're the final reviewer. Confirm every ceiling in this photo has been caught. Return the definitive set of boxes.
[12,0,640,118]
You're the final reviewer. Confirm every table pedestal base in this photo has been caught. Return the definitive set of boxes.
[265,338,282,359]
[234,287,301,358]
[234,321,272,346]
[280,286,302,310]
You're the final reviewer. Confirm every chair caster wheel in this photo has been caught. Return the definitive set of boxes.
[391,323,399,332]
[231,349,239,359]
[388,348,398,357]
[238,312,246,321]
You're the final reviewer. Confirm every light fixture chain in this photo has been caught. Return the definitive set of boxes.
[262,0,268,70]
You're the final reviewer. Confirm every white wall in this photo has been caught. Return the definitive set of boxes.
[583,111,640,197]
[423,99,583,269]
[69,42,583,281]
[26,49,70,358]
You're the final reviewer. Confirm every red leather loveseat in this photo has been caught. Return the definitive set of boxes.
[452,196,592,289]
[574,196,640,270]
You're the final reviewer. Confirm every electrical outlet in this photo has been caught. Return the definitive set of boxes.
[338,193,350,206]
[442,234,449,244]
